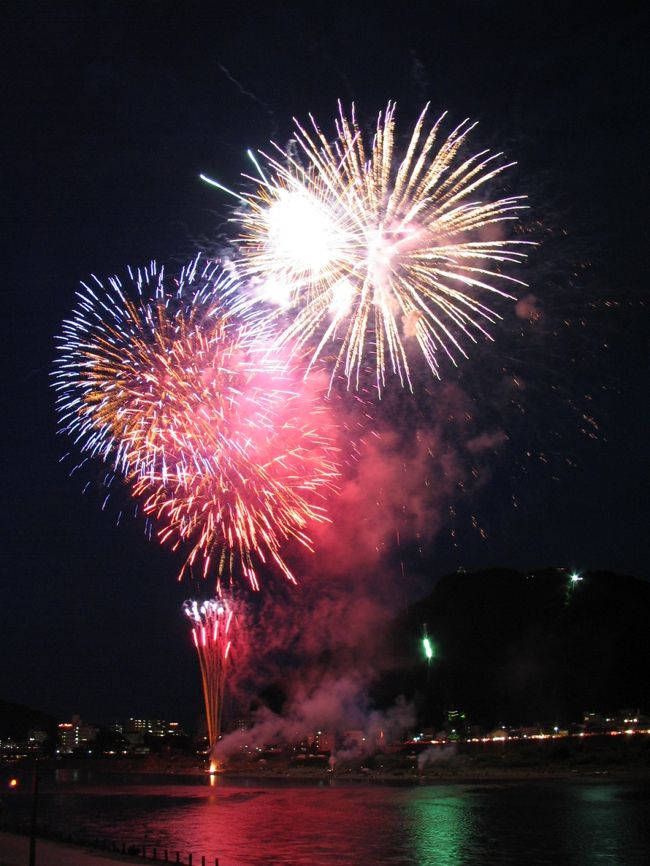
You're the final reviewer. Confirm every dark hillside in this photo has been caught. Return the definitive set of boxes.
[0,700,58,740]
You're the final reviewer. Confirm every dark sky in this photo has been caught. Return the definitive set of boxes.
[4,0,649,727]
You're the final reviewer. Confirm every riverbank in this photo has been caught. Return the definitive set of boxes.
[4,732,649,786]
[223,765,650,784]
[96,732,650,783]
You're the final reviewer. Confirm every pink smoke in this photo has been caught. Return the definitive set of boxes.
[216,673,415,761]
[302,381,507,580]
[217,377,510,757]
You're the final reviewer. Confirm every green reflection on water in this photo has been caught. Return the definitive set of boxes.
[408,789,474,866]
[567,784,638,866]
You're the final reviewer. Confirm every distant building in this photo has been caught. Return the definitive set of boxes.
[123,718,182,745]
[519,726,545,738]
[0,738,22,758]
[485,727,509,741]
[27,729,48,746]
[583,711,606,730]
[58,715,98,753]
[447,709,468,740]
[305,730,334,754]
[342,730,366,749]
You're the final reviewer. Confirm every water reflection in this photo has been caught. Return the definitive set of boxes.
[2,775,650,866]
[53,767,82,783]
[408,788,472,865]
[566,784,650,866]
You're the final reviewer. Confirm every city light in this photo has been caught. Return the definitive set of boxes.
[423,637,434,660]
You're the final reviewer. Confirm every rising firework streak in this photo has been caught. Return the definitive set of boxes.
[183,597,234,767]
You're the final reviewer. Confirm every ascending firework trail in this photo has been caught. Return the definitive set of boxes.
[183,597,234,769]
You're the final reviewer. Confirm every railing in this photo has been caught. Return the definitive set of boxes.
[2,822,220,865]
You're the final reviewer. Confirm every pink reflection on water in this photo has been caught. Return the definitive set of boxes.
[138,782,410,865]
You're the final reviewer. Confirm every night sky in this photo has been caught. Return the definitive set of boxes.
[4,1,649,728]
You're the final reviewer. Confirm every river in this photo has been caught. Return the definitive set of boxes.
[3,769,650,865]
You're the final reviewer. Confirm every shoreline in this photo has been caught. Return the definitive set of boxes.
[5,756,649,785]
[219,765,650,785]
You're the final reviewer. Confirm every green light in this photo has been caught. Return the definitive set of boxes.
[423,636,433,660]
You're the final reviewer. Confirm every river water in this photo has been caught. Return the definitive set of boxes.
[3,770,650,865]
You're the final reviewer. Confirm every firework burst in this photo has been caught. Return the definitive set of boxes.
[53,257,340,589]
[206,102,532,391]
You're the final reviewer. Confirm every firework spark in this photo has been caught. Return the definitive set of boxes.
[206,102,532,391]
[53,257,340,589]
[183,596,234,765]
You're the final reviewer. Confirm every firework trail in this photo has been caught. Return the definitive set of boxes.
[204,102,532,391]
[183,596,234,766]
[53,256,340,589]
